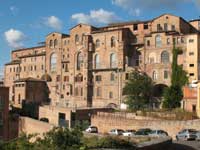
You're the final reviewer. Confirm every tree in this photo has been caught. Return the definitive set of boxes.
[123,70,154,110]
[163,45,188,109]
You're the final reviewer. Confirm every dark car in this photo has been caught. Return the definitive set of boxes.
[135,128,152,135]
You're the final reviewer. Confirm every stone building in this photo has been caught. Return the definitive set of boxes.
[4,13,200,110]
[0,87,9,140]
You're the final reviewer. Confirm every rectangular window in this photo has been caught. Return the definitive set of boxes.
[189,64,194,67]
[125,73,129,80]
[157,24,162,31]
[64,76,69,82]
[171,25,175,31]
[96,87,101,97]
[189,52,194,56]
[164,71,168,79]
[96,75,102,82]
[144,23,148,30]
[133,24,138,30]
[109,92,113,99]
[56,75,61,82]
[189,73,194,76]
[189,39,194,43]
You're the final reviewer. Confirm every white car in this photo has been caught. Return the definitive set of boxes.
[109,129,124,136]
[195,131,200,141]
[176,129,197,141]
[85,126,98,133]
[122,130,136,137]
[149,130,168,137]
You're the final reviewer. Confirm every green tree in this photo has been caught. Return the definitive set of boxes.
[123,70,154,110]
[163,45,188,109]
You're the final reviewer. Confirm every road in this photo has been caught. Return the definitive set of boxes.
[168,140,200,150]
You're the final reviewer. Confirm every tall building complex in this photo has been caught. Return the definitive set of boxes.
[4,14,200,109]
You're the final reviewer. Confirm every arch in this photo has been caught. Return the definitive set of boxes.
[94,54,100,69]
[77,52,83,70]
[54,39,58,47]
[110,53,117,68]
[75,34,79,43]
[50,53,57,72]
[152,71,157,80]
[161,51,169,63]
[111,36,116,47]
[155,35,162,47]
[96,39,100,48]
[148,52,156,64]
[153,84,168,97]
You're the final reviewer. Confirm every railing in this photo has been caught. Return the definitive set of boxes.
[88,61,118,70]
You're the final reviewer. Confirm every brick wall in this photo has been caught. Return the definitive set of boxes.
[91,112,200,139]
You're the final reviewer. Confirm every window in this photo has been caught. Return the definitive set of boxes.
[177,37,181,44]
[181,37,185,43]
[111,36,116,47]
[147,40,150,46]
[125,73,129,80]
[56,75,61,82]
[75,34,79,43]
[110,73,115,81]
[133,24,138,30]
[109,92,113,99]
[75,87,79,96]
[96,39,100,48]
[189,52,194,56]
[110,53,117,68]
[41,65,44,70]
[96,87,101,97]
[144,23,148,29]
[155,35,162,47]
[49,40,53,48]
[164,70,168,79]
[94,54,100,69]
[190,64,194,67]
[64,76,69,82]
[34,65,37,71]
[189,39,194,43]
[157,24,162,31]
[75,74,83,82]
[189,73,194,76]
[167,38,170,45]
[133,37,137,43]
[152,71,157,80]
[50,53,57,72]
[164,23,168,31]
[171,25,175,31]
[80,88,83,96]
[161,51,169,63]
[54,39,58,47]
[77,52,83,70]
[96,75,101,82]
[18,94,21,104]
[24,66,26,72]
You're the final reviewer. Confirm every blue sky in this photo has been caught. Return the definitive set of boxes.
[0,0,200,75]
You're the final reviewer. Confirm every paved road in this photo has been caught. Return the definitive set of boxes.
[168,140,200,150]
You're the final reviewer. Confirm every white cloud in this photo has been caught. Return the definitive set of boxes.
[10,6,19,15]
[112,0,191,16]
[44,16,63,30]
[4,29,26,48]
[71,9,120,25]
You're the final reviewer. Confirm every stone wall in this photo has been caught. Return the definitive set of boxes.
[19,117,54,137]
[91,112,200,139]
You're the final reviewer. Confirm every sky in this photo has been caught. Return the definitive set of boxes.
[0,0,200,77]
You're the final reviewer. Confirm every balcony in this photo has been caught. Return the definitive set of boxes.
[88,62,119,72]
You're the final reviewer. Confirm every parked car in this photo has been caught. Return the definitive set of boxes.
[122,130,136,137]
[109,129,124,136]
[195,131,200,141]
[85,126,98,133]
[149,130,168,137]
[176,129,197,141]
[135,128,152,136]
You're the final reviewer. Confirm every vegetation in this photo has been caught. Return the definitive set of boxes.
[163,44,188,109]
[123,70,155,110]
[0,127,137,150]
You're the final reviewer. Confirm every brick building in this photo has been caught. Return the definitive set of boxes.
[4,13,200,110]
[0,87,9,140]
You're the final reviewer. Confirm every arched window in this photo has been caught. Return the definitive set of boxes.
[77,52,83,70]
[110,73,115,81]
[94,54,100,69]
[49,40,53,48]
[54,39,58,47]
[96,39,100,48]
[155,35,162,47]
[152,71,158,80]
[161,51,169,63]
[110,53,117,68]
[147,40,150,46]
[75,34,79,43]
[50,53,57,72]
[111,36,116,47]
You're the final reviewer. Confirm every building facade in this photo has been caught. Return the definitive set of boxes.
[0,87,9,140]
[4,14,200,109]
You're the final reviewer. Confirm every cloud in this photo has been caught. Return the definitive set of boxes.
[4,29,26,48]
[10,6,19,15]
[112,0,190,16]
[71,9,120,25]
[44,16,63,30]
